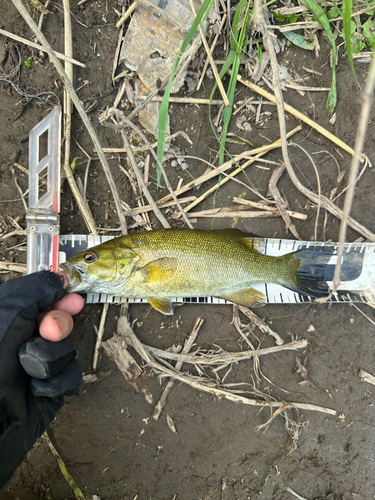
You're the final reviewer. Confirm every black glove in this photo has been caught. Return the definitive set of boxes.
[0,271,82,489]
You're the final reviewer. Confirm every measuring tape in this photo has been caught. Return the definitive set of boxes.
[27,109,375,306]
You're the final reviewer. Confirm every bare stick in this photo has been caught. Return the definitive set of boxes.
[180,209,286,219]
[37,0,51,30]
[359,369,375,386]
[142,340,306,366]
[0,28,85,67]
[285,487,308,500]
[102,333,154,403]
[290,142,321,241]
[268,164,300,240]
[0,262,27,273]
[233,197,307,220]
[122,325,336,415]
[352,303,375,328]
[332,55,375,292]
[93,303,109,371]
[0,230,26,241]
[188,0,229,106]
[12,0,127,234]
[11,168,28,213]
[112,28,124,84]
[122,196,196,217]
[238,306,284,346]
[152,317,204,420]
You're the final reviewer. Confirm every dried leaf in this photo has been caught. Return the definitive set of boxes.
[166,414,177,434]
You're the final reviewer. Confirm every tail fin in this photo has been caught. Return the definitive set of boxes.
[283,246,334,298]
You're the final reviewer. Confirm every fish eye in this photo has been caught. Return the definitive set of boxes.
[84,252,97,264]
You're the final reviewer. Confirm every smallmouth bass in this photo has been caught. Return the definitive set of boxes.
[60,229,329,315]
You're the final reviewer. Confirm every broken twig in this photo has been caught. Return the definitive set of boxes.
[152,317,204,420]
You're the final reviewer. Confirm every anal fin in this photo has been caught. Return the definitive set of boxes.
[217,287,266,307]
[147,297,174,315]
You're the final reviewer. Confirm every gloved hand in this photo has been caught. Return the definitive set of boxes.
[0,271,84,489]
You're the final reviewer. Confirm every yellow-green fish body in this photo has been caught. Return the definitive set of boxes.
[61,229,328,315]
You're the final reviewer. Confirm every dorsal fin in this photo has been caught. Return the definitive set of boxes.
[213,228,260,251]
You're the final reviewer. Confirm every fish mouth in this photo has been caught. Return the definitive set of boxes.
[60,262,88,291]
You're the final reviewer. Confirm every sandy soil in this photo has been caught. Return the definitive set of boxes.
[1,0,375,499]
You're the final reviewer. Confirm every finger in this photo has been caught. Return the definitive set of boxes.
[39,310,74,342]
[51,293,85,316]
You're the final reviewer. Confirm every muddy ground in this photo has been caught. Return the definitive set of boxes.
[1,0,375,498]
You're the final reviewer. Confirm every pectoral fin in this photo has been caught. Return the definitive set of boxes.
[217,287,266,307]
[147,297,174,315]
[141,257,177,282]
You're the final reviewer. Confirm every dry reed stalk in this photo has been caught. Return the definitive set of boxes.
[0,262,27,273]
[197,13,227,91]
[331,54,375,292]
[44,433,87,500]
[232,197,307,220]
[152,317,204,420]
[112,28,124,84]
[93,303,109,370]
[118,127,295,208]
[0,28,85,67]
[0,230,27,242]
[359,369,375,386]
[188,0,230,106]
[118,126,170,229]
[12,0,128,234]
[268,164,301,240]
[100,130,192,154]
[136,96,224,105]
[351,304,375,328]
[289,142,321,241]
[37,0,51,31]
[173,126,302,217]
[11,169,28,213]
[179,209,284,219]
[122,196,196,217]
[116,1,138,28]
